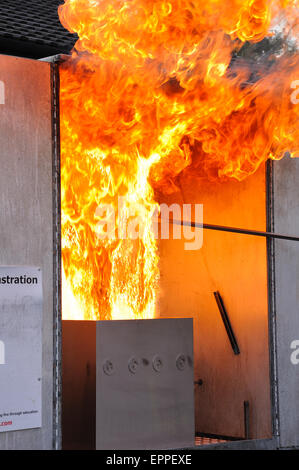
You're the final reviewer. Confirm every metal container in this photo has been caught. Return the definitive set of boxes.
[62,318,195,450]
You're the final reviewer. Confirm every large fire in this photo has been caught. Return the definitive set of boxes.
[58,0,299,321]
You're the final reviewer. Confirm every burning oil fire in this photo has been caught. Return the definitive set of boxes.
[59,0,299,321]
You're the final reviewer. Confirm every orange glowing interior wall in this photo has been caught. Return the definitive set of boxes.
[158,163,271,439]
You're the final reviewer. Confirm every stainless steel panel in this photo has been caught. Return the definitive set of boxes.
[96,318,194,450]
[272,157,299,448]
[0,55,54,449]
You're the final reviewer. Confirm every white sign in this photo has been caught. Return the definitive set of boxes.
[0,266,42,432]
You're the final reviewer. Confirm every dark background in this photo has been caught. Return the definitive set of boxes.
[0,0,76,59]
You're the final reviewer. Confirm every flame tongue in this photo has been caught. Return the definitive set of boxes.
[59,0,299,320]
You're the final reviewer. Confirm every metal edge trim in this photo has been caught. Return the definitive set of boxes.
[266,159,280,440]
[51,62,62,451]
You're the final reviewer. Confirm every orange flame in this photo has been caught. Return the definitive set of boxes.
[59,0,299,320]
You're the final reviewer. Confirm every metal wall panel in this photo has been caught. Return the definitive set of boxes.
[272,157,299,448]
[0,55,55,449]
[96,319,194,450]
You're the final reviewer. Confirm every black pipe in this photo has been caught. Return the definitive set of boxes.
[161,217,299,242]
[244,401,250,440]
[213,291,240,355]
